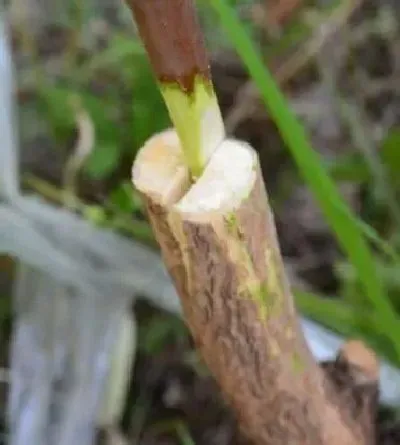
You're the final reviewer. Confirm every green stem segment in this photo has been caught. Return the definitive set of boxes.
[125,0,225,178]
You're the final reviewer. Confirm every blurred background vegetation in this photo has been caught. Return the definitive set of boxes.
[1,0,400,443]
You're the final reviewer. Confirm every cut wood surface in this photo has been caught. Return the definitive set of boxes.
[132,129,378,445]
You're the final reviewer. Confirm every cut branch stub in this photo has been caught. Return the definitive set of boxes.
[132,129,374,445]
[125,0,225,178]
[322,340,379,445]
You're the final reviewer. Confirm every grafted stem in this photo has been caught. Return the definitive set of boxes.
[127,1,379,443]
[125,0,225,178]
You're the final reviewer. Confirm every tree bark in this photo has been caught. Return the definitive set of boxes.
[126,0,210,93]
[132,129,376,445]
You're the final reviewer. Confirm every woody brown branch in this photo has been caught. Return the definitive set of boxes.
[125,0,210,93]
[132,130,377,445]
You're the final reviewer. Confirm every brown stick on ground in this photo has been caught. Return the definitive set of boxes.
[132,129,376,445]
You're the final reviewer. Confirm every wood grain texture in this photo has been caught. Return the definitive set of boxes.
[132,131,377,445]
[126,0,210,93]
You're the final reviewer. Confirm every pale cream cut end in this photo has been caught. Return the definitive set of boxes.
[132,128,257,215]
[132,129,190,206]
[175,139,256,215]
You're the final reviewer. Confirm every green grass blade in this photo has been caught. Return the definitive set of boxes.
[356,219,400,264]
[295,290,400,366]
[175,422,196,445]
[209,0,400,350]
[296,290,374,338]
[209,2,383,304]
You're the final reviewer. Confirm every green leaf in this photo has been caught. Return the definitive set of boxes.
[382,127,400,182]
[295,290,364,338]
[175,422,196,445]
[108,181,143,214]
[327,152,371,184]
[295,290,400,366]
[37,83,122,153]
[138,314,186,355]
[77,33,145,81]
[84,142,121,179]
[210,0,400,359]
[36,84,75,142]
[337,259,400,312]
[82,205,108,226]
